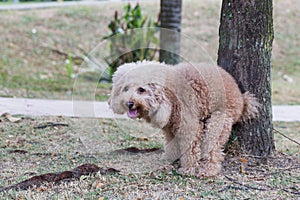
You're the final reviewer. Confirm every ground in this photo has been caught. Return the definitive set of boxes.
[0,115,299,199]
[0,0,299,199]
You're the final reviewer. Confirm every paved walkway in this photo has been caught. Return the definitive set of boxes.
[0,0,143,11]
[0,97,299,122]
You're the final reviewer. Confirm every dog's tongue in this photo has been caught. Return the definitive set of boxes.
[128,109,138,118]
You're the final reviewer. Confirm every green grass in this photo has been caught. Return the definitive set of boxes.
[0,0,299,104]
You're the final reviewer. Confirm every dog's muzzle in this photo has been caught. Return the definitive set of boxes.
[126,101,139,118]
[126,101,134,109]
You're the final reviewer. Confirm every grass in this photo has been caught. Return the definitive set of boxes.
[0,116,299,199]
[0,0,299,103]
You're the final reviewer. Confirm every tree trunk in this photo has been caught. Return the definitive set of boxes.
[217,0,275,156]
[159,0,182,65]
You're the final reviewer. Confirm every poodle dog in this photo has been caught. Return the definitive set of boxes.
[108,61,260,177]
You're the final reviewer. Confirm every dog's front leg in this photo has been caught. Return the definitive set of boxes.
[162,130,180,163]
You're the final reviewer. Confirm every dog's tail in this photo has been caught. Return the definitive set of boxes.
[239,92,261,122]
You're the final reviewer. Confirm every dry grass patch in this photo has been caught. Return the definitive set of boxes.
[0,115,299,199]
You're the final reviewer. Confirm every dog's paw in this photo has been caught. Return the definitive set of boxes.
[162,152,179,164]
[196,162,221,177]
[177,167,198,177]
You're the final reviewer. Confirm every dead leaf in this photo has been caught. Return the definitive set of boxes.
[137,137,149,142]
[36,186,47,192]
[2,113,22,123]
[240,157,247,163]
[96,182,105,189]
[240,165,246,174]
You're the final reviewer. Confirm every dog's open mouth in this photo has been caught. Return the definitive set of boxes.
[127,108,139,118]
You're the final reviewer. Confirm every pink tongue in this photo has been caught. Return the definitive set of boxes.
[128,109,138,118]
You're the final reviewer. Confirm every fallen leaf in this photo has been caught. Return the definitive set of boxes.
[36,186,47,192]
[240,157,247,163]
[137,137,149,142]
[2,113,22,123]
[240,165,246,174]
[96,182,105,188]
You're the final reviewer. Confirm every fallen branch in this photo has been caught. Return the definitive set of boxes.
[0,164,119,192]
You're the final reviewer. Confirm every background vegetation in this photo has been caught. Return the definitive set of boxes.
[0,0,299,104]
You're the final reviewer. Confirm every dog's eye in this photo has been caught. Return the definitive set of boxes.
[123,86,129,92]
[137,87,146,94]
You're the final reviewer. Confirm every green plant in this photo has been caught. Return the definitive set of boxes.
[103,3,160,81]
[65,53,74,79]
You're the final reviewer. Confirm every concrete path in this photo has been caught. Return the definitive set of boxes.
[0,97,299,122]
[0,0,144,11]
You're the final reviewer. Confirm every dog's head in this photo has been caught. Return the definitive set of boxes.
[108,63,138,115]
[128,82,171,122]
[108,61,172,128]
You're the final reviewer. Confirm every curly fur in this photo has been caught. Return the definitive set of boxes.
[108,60,260,177]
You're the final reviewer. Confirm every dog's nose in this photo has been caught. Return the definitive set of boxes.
[127,101,134,109]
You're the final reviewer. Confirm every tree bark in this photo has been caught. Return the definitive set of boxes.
[217,0,275,156]
[159,0,182,65]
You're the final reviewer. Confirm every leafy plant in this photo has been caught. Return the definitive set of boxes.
[103,3,160,81]
[65,53,74,79]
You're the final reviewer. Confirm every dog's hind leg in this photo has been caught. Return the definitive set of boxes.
[197,112,232,177]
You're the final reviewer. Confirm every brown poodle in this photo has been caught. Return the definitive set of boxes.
[108,61,260,177]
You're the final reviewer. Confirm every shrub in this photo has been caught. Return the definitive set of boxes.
[103,3,160,81]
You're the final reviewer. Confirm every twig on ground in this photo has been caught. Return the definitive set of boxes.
[33,122,69,129]
[273,128,300,146]
[224,175,267,191]
[218,185,249,192]
[282,188,300,195]
[249,165,300,180]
